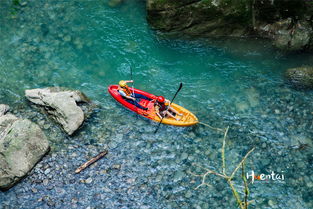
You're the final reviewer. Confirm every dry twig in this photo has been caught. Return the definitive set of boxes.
[190,127,255,209]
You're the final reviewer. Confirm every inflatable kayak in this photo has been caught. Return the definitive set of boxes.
[108,85,198,126]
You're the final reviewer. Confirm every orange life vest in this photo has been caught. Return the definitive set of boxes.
[118,85,132,96]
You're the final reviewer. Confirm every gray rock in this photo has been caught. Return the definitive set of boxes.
[258,19,313,51]
[274,20,312,51]
[85,177,93,184]
[0,106,50,190]
[285,66,313,89]
[112,164,121,170]
[25,87,91,135]
[43,179,49,186]
[0,104,9,116]
[185,190,192,198]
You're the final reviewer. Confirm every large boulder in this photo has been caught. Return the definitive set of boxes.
[0,105,49,190]
[146,0,313,51]
[257,19,313,51]
[25,87,91,135]
[285,67,313,89]
[146,0,250,37]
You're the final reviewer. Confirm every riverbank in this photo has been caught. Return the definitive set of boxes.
[147,0,313,52]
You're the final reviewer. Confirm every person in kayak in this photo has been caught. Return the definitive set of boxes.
[154,96,182,120]
[118,80,152,110]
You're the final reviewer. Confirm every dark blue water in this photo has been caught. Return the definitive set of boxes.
[0,0,313,208]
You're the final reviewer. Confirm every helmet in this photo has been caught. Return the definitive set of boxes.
[119,80,127,87]
[157,96,165,103]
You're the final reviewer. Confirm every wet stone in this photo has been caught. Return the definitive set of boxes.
[44,168,51,175]
[43,179,49,186]
[31,188,38,193]
[63,35,71,42]
[173,171,184,182]
[185,190,192,198]
[112,164,121,170]
[85,177,93,184]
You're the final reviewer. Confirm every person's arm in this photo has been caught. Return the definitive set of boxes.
[154,105,162,119]
[125,80,133,83]
[156,112,163,119]
[125,95,135,101]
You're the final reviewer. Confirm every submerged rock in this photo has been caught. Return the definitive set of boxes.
[285,67,313,89]
[108,0,123,7]
[0,105,49,190]
[25,87,91,135]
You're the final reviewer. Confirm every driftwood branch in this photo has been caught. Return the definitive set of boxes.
[75,150,108,174]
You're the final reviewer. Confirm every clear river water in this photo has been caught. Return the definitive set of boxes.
[0,0,313,208]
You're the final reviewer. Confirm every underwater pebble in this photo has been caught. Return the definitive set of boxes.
[43,179,49,186]
[275,109,280,114]
[307,181,313,188]
[173,171,184,182]
[43,124,51,129]
[85,178,93,184]
[63,35,71,42]
[268,199,277,207]
[185,190,192,198]
[112,164,121,170]
[44,168,51,175]
[262,143,267,148]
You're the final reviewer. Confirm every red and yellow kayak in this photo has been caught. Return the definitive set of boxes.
[108,85,198,126]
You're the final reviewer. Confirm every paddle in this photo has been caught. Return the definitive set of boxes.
[154,82,183,134]
[130,66,135,95]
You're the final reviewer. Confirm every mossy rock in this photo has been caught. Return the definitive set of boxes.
[146,0,251,37]
[285,67,313,89]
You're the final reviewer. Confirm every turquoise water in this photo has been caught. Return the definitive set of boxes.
[1,0,313,208]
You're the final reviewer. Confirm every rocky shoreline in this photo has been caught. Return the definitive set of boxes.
[146,0,313,52]
[0,87,93,191]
